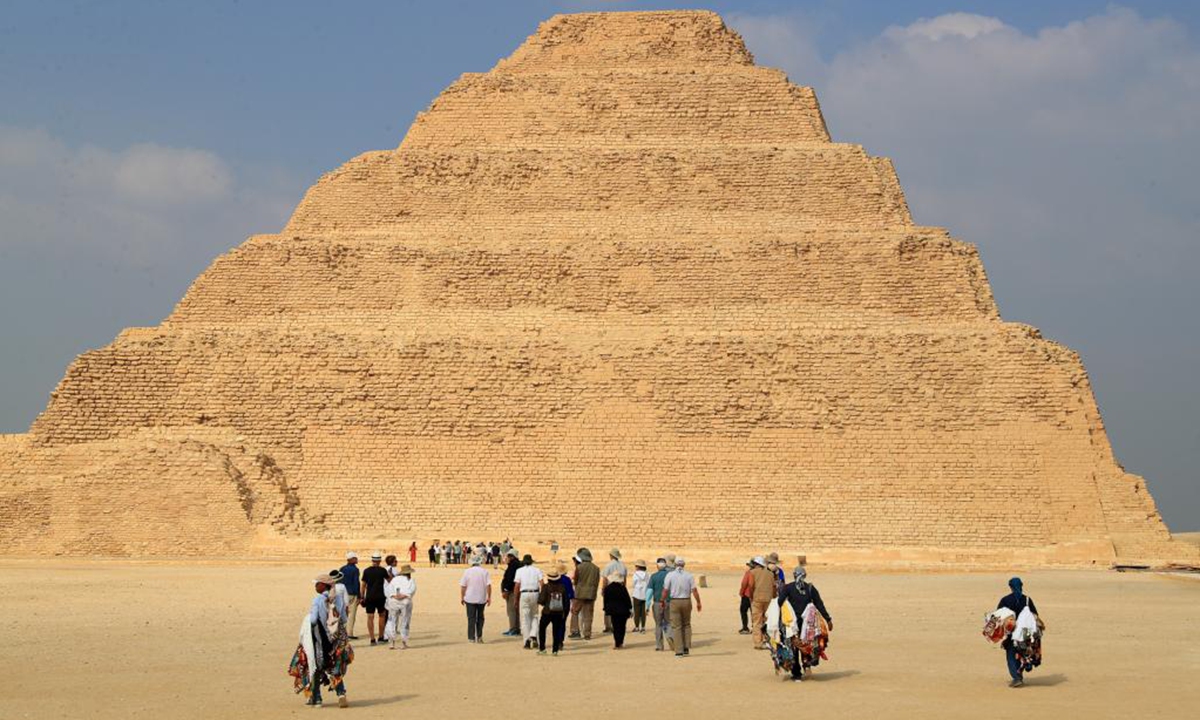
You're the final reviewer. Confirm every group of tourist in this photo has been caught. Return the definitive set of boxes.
[492,547,702,655]
[289,543,1042,706]
[428,538,511,567]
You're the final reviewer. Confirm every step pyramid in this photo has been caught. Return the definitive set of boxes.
[1,10,1190,564]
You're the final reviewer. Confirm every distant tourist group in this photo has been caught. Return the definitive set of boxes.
[288,543,1044,707]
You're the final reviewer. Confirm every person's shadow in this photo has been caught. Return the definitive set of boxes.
[809,669,861,681]
[351,694,417,707]
[1025,673,1068,687]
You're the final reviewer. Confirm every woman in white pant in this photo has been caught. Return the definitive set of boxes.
[384,565,417,649]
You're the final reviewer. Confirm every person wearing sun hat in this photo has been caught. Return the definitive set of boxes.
[569,548,600,640]
[384,564,417,649]
[288,573,351,708]
[537,562,572,655]
[360,552,389,646]
[460,553,492,643]
[630,560,650,633]
[600,548,627,634]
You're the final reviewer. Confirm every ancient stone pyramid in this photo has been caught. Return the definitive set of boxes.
[1,10,1189,563]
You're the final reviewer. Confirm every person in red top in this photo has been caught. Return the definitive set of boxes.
[737,559,753,634]
[408,542,418,563]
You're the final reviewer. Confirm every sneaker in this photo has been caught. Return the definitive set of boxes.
[338,695,349,708]
[537,650,547,655]
[523,639,531,649]
[370,639,377,646]
[675,652,685,657]
[552,651,559,656]
[683,649,690,656]
[602,628,611,634]
[738,629,751,635]
[1009,679,1024,688]
[792,676,804,683]
[349,635,359,640]
[568,632,582,639]
[476,638,485,644]
[306,698,322,707]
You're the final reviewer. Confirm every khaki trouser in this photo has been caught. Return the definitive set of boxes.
[506,591,520,632]
[519,592,540,640]
[670,598,693,652]
[570,598,596,638]
[751,599,771,646]
[653,600,671,650]
[345,595,360,637]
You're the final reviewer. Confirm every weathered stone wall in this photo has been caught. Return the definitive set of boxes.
[0,10,1187,563]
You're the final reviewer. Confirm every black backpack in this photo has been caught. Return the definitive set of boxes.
[546,582,566,612]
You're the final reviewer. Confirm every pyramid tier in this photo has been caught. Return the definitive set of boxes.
[495,11,755,72]
[26,323,1164,552]
[284,146,911,234]
[402,68,829,149]
[168,229,995,325]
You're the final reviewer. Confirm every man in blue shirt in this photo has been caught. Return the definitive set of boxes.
[646,557,672,651]
[339,552,361,639]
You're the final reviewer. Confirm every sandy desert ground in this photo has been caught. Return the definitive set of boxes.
[1,559,1197,719]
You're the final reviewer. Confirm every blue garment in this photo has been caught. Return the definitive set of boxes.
[1005,645,1023,681]
[311,593,329,626]
[561,575,576,602]
[339,563,361,596]
[647,568,669,602]
[309,591,345,626]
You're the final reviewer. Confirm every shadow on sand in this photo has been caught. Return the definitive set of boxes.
[351,694,417,708]
[1025,673,1068,687]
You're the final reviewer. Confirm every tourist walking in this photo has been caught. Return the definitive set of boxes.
[408,542,418,564]
[339,551,361,639]
[647,557,672,651]
[537,562,572,655]
[601,548,627,634]
[569,548,600,640]
[602,573,633,649]
[630,560,649,633]
[428,542,437,567]
[748,556,777,649]
[737,559,753,634]
[515,553,544,649]
[662,557,702,657]
[460,555,492,642]
[360,552,389,646]
[384,564,416,649]
[997,577,1042,687]
[501,548,522,636]
[776,567,832,682]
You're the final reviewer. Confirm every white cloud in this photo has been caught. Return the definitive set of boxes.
[890,12,1006,41]
[0,125,296,258]
[730,6,1200,288]
[729,6,1200,528]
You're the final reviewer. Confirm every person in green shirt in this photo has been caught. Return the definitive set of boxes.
[646,557,672,651]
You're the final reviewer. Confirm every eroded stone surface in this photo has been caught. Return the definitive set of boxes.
[1,10,1189,563]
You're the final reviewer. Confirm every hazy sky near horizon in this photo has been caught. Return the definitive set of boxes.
[1,1,1197,530]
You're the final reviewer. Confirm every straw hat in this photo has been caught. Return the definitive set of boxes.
[314,573,338,585]
[634,559,647,569]
[546,565,563,580]
[399,564,415,575]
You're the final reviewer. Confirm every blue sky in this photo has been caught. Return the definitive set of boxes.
[2,1,1198,529]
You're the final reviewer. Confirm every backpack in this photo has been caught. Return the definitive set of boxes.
[546,583,566,612]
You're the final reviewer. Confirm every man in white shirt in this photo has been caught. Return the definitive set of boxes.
[384,564,417,649]
[513,554,545,649]
[661,556,703,657]
[459,555,492,643]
